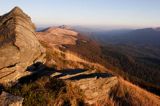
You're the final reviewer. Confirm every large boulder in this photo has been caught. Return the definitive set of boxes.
[0,7,45,85]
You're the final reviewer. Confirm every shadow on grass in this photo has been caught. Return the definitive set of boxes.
[67,73,112,80]
[18,62,56,84]
[19,62,89,84]
[18,62,112,84]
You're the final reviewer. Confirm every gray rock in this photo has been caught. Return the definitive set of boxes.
[0,91,23,106]
[0,7,46,85]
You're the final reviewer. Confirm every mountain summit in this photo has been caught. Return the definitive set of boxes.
[9,6,24,14]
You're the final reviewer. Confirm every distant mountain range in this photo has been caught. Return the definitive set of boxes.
[90,28,160,46]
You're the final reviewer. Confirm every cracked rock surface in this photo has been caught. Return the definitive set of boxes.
[0,7,46,84]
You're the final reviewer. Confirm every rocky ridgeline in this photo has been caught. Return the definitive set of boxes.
[0,7,160,106]
[0,7,45,85]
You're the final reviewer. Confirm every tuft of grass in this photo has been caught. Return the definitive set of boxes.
[5,76,86,106]
[6,76,66,106]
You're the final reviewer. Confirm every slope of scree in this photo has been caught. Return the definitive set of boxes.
[0,7,45,85]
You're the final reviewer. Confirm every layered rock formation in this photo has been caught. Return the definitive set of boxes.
[0,7,45,84]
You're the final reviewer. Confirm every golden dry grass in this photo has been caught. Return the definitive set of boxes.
[109,78,160,106]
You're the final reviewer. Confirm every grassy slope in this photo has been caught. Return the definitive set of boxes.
[63,34,160,96]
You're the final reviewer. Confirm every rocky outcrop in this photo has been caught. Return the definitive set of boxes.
[70,77,118,105]
[0,7,45,85]
[0,91,23,106]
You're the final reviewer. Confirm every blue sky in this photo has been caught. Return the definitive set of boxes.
[0,0,160,28]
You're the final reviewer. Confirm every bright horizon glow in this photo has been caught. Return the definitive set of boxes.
[0,0,160,29]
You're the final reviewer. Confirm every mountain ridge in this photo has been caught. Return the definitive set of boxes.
[0,7,160,106]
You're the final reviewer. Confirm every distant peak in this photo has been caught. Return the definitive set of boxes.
[154,27,160,31]
[58,25,72,30]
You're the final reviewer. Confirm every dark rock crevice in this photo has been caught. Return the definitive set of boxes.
[0,62,19,71]
[0,70,16,79]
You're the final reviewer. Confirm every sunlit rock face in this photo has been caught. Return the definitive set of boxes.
[0,7,46,85]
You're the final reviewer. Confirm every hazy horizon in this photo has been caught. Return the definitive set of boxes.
[1,0,160,29]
